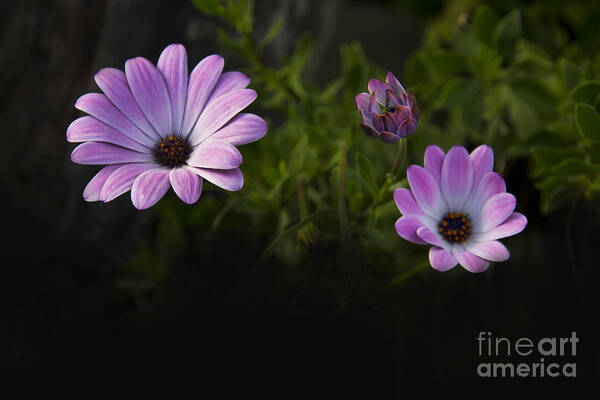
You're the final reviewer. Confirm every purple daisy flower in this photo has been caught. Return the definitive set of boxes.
[394,145,527,273]
[67,44,267,209]
[355,72,419,143]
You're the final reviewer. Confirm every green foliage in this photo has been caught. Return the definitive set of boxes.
[193,0,254,33]
[117,0,600,306]
[405,1,600,214]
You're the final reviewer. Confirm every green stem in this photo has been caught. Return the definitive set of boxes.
[297,175,308,220]
[390,138,407,177]
[210,197,239,233]
[363,139,408,222]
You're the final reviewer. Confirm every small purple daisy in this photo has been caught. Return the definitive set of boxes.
[394,145,527,273]
[355,72,419,143]
[68,44,267,209]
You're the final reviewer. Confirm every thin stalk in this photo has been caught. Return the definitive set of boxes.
[390,138,407,177]
[297,175,308,220]
[210,197,239,233]
[363,139,407,223]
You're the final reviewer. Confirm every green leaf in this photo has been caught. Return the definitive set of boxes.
[536,175,586,214]
[472,5,498,45]
[421,51,469,77]
[506,86,542,139]
[437,78,479,108]
[192,0,222,15]
[532,146,581,169]
[257,209,336,264]
[235,0,254,34]
[405,52,429,86]
[389,178,408,191]
[575,103,600,141]
[288,135,310,173]
[559,58,581,92]
[551,159,599,176]
[355,153,377,196]
[571,81,600,106]
[373,200,397,218]
[462,92,485,130]
[511,78,558,118]
[492,9,522,56]
[283,32,313,99]
[259,15,284,49]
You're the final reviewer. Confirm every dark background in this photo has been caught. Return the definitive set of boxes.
[1,0,597,391]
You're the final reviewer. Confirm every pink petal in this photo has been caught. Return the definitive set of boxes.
[368,78,389,105]
[101,163,154,202]
[125,57,172,137]
[477,193,516,232]
[187,167,244,191]
[131,168,171,209]
[67,116,150,152]
[190,89,257,146]
[368,91,378,116]
[396,119,417,138]
[207,113,267,146]
[82,165,121,202]
[470,145,494,190]
[416,226,443,247]
[206,71,250,104]
[355,93,370,110]
[181,54,224,137]
[70,142,153,165]
[441,146,473,210]
[476,213,527,241]
[429,247,458,271]
[169,168,202,204]
[466,241,510,262]
[424,145,445,185]
[94,67,159,139]
[394,214,427,244]
[467,172,506,212]
[393,188,422,215]
[452,248,490,273]
[360,107,375,129]
[187,140,242,169]
[75,93,155,147]
[406,165,446,218]
[385,72,407,97]
[157,44,188,135]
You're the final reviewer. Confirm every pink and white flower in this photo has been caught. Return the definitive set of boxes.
[394,145,527,273]
[67,43,267,209]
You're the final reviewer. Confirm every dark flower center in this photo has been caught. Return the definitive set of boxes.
[438,212,471,244]
[154,135,192,168]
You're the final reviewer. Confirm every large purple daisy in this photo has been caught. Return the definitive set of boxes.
[67,44,267,209]
[394,145,527,273]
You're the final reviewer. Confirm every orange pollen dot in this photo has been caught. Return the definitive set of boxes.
[438,212,471,244]
[154,135,191,168]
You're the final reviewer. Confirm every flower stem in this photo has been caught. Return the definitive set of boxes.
[364,139,408,222]
[297,175,308,220]
[380,139,407,198]
[210,197,239,233]
[390,138,407,177]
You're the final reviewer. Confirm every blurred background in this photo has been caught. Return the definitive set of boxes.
[1,0,598,390]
